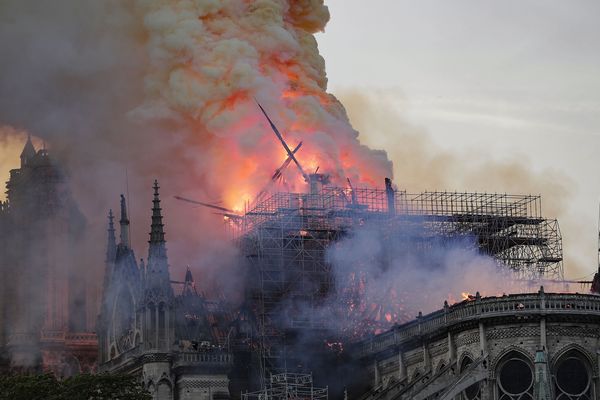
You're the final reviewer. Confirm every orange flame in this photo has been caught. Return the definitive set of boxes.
[461,292,475,301]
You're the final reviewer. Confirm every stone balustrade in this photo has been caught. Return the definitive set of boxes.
[100,346,232,373]
[173,351,233,369]
[355,290,600,358]
[65,333,98,345]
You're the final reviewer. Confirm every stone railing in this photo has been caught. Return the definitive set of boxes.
[40,331,66,342]
[100,347,232,372]
[173,351,233,369]
[36,331,98,345]
[355,290,600,358]
[65,332,98,345]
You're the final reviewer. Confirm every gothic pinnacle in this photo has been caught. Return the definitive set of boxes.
[119,194,130,248]
[106,209,117,263]
[149,179,165,244]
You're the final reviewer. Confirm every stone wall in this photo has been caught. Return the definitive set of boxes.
[356,291,600,399]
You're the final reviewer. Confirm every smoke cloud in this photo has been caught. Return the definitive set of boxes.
[338,89,582,277]
[0,0,393,303]
[283,221,516,342]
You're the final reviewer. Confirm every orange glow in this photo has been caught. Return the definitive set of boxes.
[0,128,43,202]
[128,0,394,228]
[197,75,389,212]
[461,292,475,301]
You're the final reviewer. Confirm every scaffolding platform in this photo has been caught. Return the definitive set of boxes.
[232,186,564,379]
[241,373,328,400]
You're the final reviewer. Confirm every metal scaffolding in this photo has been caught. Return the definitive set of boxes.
[233,186,564,381]
[241,373,328,400]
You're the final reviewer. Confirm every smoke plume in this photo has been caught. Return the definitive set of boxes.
[0,0,392,300]
[338,89,582,278]
[0,0,576,356]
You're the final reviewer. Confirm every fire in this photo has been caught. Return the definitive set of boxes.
[461,292,476,301]
[129,0,393,211]
[384,312,392,323]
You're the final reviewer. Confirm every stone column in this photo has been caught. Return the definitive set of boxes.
[165,307,170,349]
[540,318,547,350]
[448,331,456,365]
[153,304,160,349]
[539,286,547,351]
[479,322,487,356]
[398,350,406,381]
[479,321,490,400]
[423,342,431,371]
[145,306,150,349]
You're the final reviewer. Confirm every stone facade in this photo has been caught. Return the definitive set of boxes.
[0,137,97,374]
[97,181,232,400]
[354,289,600,399]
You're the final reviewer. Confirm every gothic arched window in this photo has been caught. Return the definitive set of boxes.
[553,350,593,400]
[158,302,166,348]
[460,356,481,400]
[496,352,534,400]
[114,288,135,353]
[148,303,156,349]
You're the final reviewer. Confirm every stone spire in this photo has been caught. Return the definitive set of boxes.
[20,135,36,167]
[145,180,171,293]
[119,194,130,248]
[102,209,117,301]
[149,180,165,245]
[97,209,117,362]
[182,266,197,296]
[143,180,173,354]
[106,209,117,263]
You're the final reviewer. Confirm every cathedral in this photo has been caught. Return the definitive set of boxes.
[353,289,600,400]
[0,137,97,374]
[4,137,600,400]
[97,181,233,400]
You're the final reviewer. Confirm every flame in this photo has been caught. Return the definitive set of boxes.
[461,292,475,301]
[130,0,393,211]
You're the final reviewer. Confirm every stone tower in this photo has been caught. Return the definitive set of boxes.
[0,137,97,374]
[98,196,141,365]
[98,181,232,400]
[141,180,175,399]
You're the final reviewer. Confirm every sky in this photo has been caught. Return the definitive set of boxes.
[316,0,600,280]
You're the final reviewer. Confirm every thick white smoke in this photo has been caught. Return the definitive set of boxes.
[0,1,392,309]
[132,0,392,205]
[326,223,510,328]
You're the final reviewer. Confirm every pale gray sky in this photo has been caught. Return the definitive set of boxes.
[317,0,600,279]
